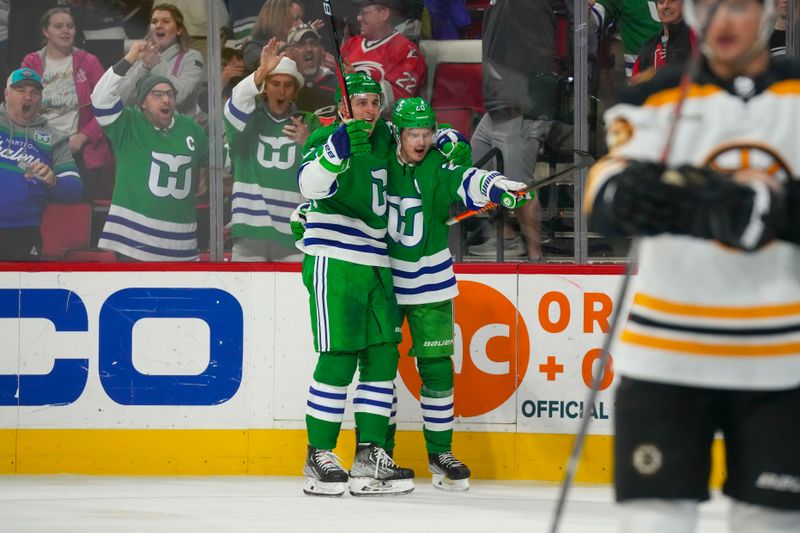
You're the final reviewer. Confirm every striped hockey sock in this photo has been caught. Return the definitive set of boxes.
[305,381,347,451]
[421,387,454,454]
[353,381,394,448]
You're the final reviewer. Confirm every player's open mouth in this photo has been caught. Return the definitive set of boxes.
[160,106,171,116]
[414,147,425,156]
[714,34,737,49]
[22,104,31,114]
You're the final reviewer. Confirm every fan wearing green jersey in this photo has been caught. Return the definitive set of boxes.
[384,97,529,491]
[224,37,321,262]
[296,72,416,498]
[91,40,208,261]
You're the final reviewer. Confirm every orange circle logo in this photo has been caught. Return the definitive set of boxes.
[397,280,530,417]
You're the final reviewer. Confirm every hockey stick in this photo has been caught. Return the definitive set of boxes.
[446,150,595,226]
[321,0,352,119]
[546,6,720,533]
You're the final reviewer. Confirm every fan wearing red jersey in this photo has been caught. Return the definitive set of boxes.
[341,0,426,113]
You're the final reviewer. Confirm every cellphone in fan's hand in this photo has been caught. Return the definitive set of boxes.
[17,160,34,174]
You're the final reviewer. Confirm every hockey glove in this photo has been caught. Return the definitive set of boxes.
[326,120,372,162]
[604,161,682,236]
[779,180,800,245]
[481,172,530,209]
[669,166,785,251]
[290,202,310,241]
[435,127,472,166]
[441,141,472,166]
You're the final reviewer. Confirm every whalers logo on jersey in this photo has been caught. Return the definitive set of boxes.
[34,130,51,144]
[371,169,388,216]
[148,152,193,200]
[387,195,423,247]
[257,134,297,170]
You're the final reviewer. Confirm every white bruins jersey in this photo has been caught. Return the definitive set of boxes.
[586,59,800,391]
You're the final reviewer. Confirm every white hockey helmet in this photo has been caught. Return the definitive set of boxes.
[683,0,778,49]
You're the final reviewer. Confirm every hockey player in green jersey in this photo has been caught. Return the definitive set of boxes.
[384,97,529,491]
[91,41,208,261]
[224,38,321,261]
[296,72,416,497]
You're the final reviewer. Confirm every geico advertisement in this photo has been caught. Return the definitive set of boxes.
[0,270,622,434]
[0,271,261,429]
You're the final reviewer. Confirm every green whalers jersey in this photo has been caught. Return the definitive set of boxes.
[225,103,320,246]
[387,150,483,305]
[299,119,394,267]
[97,105,208,261]
[102,109,208,223]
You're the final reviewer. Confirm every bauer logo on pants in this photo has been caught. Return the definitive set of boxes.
[398,280,530,417]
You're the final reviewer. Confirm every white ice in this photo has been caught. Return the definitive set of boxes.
[0,476,730,532]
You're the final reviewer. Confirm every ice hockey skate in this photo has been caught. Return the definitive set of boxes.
[302,445,348,497]
[348,443,415,496]
[428,451,471,491]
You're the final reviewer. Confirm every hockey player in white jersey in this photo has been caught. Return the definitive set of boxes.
[585,0,800,531]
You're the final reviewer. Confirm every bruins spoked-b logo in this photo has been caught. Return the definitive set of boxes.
[632,443,663,476]
[703,142,794,182]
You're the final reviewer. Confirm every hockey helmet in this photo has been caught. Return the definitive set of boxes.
[335,72,382,104]
[683,0,777,51]
[391,97,436,130]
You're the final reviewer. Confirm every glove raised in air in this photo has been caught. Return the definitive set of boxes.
[435,127,472,166]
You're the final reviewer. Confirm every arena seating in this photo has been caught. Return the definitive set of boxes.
[40,202,93,260]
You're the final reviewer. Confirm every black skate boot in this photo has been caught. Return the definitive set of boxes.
[303,445,348,497]
[428,451,471,491]
[348,443,415,496]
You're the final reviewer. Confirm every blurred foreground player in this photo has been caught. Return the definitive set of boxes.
[585,0,800,531]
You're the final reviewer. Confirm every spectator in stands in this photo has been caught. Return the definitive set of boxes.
[396,0,423,42]
[0,68,82,260]
[7,1,61,69]
[91,41,208,261]
[590,0,662,78]
[631,0,695,77]
[341,0,426,113]
[771,0,787,56]
[285,23,337,121]
[224,38,321,261]
[71,1,129,69]
[117,3,205,117]
[229,0,266,45]
[222,47,246,101]
[242,0,295,72]
[22,8,113,201]
[169,0,229,62]
[468,0,567,261]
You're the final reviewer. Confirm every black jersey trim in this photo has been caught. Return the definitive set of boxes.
[628,313,800,337]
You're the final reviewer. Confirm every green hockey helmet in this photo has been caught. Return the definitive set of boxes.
[392,97,436,130]
[335,72,382,104]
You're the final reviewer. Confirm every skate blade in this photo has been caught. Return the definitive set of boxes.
[303,477,346,497]
[431,473,470,492]
[348,477,415,497]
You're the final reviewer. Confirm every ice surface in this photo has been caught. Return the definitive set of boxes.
[0,476,730,532]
